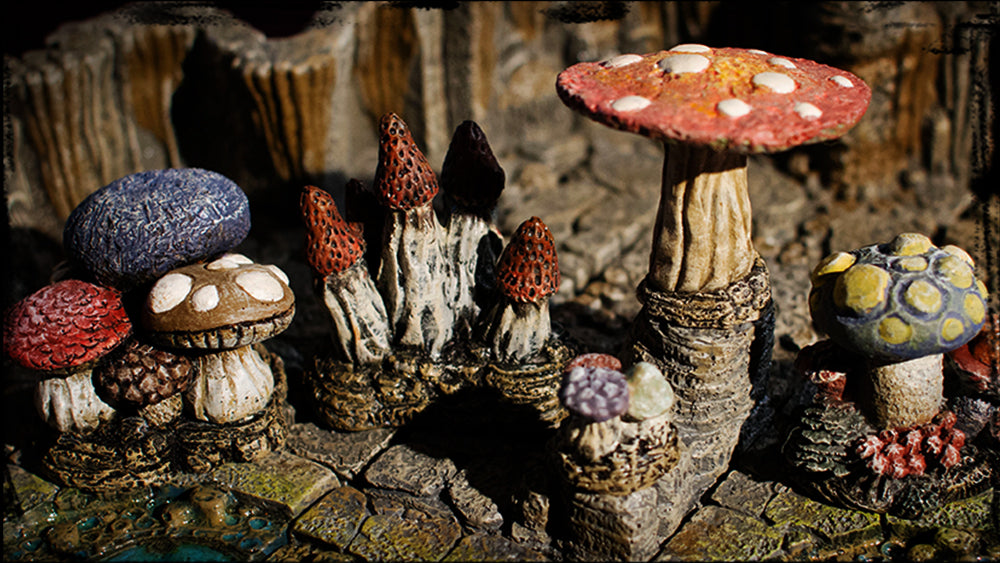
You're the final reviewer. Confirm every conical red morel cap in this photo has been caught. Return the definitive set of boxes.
[4,279,132,373]
[496,216,560,303]
[375,113,439,210]
[440,120,505,212]
[300,185,365,277]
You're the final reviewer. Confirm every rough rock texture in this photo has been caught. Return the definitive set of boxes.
[565,486,661,562]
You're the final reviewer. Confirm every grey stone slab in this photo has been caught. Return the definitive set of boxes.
[443,533,548,562]
[363,444,457,497]
[286,422,395,480]
[656,505,783,562]
[446,469,503,532]
[347,511,462,562]
[709,470,775,518]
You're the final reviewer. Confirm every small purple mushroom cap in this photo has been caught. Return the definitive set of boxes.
[559,365,630,423]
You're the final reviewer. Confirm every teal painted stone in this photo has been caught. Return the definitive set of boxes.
[809,234,987,361]
[64,168,251,290]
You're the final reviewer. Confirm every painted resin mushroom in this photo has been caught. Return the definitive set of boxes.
[92,339,194,427]
[375,113,453,359]
[482,216,560,363]
[301,185,390,365]
[4,280,129,433]
[140,254,295,424]
[556,44,871,293]
[809,233,989,429]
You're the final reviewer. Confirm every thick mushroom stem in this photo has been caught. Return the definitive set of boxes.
[485,300,552,363]
[651,144,754,293]
[35,370,116,433]
[379,206,453,359]
[567,416,625,462]
[322,259,391,365]
[444,214,501,337]
[186,345,275,424]
[865,354,944,429]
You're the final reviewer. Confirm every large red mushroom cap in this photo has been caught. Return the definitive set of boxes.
[4,280,132,373]
[556,45,871,153]
[496,216,560,303]
[374,113,440,210]
[300,185,365,277]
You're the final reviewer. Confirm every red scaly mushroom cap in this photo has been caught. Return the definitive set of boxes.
[440,120,506,212]
[3,279,132,373]
[556,45,871,153]
[565,353,623,373]
[374,113,439,210]
[496,216,560,303]
[300,185,365,277]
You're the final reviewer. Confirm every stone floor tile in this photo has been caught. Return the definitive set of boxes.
[209,450,340,516]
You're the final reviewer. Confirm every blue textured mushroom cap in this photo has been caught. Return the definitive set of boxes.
[809,233,988,362]
[64,168,251,291]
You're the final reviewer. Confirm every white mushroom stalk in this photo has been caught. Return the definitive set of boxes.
[374,113,453,359]
[35,370,116,433]
[141,253,296,424]
[301,185,390,365]
[482,217,560,363]
[439,120,506,337]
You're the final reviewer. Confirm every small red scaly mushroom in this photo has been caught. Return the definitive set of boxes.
[4,280,129,432]
[482,216,560,363]
[374,113,453,359]
[301,185,390,365]
[439,120,506,338]
[948,312,998,397]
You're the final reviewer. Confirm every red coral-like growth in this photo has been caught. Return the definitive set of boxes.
[496,216,560,303]
[3,279,132,371]
[300,185,365,277]
[855,411,966,479]
[374,113,439,210]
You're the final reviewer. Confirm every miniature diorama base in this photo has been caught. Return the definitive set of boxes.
[308,335,578,432]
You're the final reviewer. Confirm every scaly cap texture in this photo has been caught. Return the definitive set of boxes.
[496,216,560,303]
[374,113,439,210]
[301,185,365,277]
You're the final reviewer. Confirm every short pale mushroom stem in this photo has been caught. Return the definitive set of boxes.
[322,259,391,365]
[569,417,624,462]
[485,300,551,363]
[35,370,117,433]
[443,213,497,337]
[650,144,755,293]
[866,353,944,429]
[186,346,275,424]
[379,206,453,359]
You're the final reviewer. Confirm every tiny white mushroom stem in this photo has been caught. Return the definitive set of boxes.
[444,214,500,338]
[185,345,275,424]
[322,258,391,365]
[484,300,551,363]
[379,205,454,359]
[864,354,944,429]
[35,370,116,433]
[568,416,625,462]
[650,144,755,293]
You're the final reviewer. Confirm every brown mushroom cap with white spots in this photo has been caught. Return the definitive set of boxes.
[141,253,295,350]
[557,45,871,153]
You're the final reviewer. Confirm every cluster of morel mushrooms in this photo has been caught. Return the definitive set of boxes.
[4,168,293,489]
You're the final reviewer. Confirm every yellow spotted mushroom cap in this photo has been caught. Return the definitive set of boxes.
[809,233,988,361]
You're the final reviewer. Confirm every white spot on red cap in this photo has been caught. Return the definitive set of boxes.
[149,273,193,313]
[669,44,711,53]
[191,285,220,312]
[718,99,751,118]
[603,54,643,68]
[659,54,710,74]
[769,57,796,69]
[794,102,822,119]
[237,270,285,302]
[611,96,652,112]
[831,75,854,88]
[752,72,796,93]
[748,49,769,55]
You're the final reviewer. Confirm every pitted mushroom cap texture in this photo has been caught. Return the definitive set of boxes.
[141,254,294,349]
[565,353,623,373]
[809,233,988,361]
[496,216,560,303]
[440,120,506,211]
[556,45,871,153]
[4,280,132,373]
[63,168,251,290]
[300,185,365,277]
[375,113,439,210]
[93,339,193,408]
[559,364,629,423]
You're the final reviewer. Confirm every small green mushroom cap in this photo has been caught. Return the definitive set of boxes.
[809,233,988,362]
[625,362,675,420]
